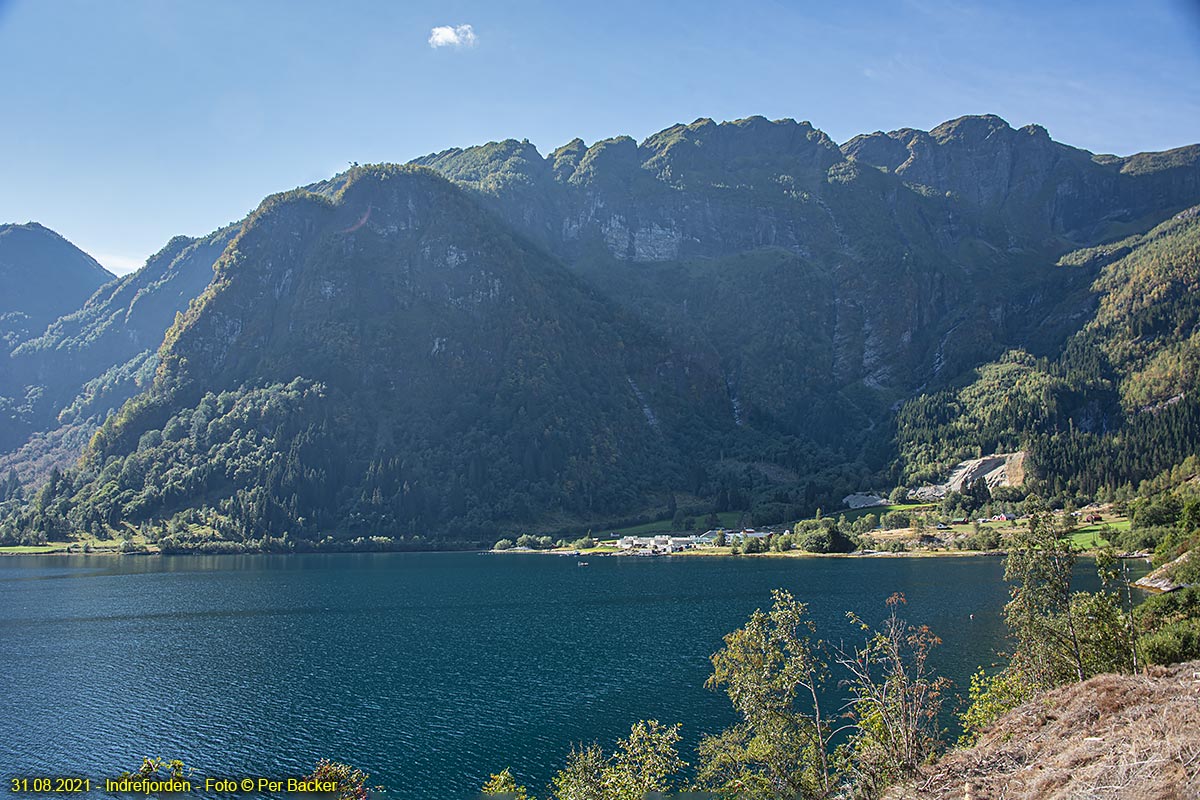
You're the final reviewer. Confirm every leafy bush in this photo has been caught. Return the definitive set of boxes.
[1140,619,1200,666]
[801,527,855,554]
[958,667,1032,745]
[1135,586,1200,631]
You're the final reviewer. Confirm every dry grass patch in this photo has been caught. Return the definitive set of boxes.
[886,660,1200,800]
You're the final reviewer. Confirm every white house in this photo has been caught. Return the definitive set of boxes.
[617,534,699,553]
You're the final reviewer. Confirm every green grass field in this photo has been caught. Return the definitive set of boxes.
[1068,530,1109,549]
[1066,517,1131,550]
[0,531,157,555]
[0,544,66,554]
[839,502,935,523]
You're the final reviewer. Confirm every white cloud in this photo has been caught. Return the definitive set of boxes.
[428,24,477,49]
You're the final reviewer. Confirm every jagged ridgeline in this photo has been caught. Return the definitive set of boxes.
[61,166,731,545]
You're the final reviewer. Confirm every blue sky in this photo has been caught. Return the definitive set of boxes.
[1,0,1198,275]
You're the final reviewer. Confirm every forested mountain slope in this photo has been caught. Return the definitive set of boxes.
[412,114,1200,512]
[22,166,729,546]
[895,207,1200,497]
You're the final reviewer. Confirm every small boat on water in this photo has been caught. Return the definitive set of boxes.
[577,561,589,567]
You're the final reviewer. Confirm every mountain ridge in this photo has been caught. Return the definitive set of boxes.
[2,113,1199,546]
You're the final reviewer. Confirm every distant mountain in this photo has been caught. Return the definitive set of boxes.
[0,222,113,347]
[3,114,1199,548]
[0,226,233,471]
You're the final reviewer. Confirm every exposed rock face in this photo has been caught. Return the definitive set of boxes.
[412,113,1200,271]
[948,452,1027,492]
[886,661,1200,800]
[1135,551,1195,593]
[414,117,864,264]
[911,452,1027,501]
[843,493,888,509]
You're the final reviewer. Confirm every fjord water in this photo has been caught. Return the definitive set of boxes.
[0,553,1141,798]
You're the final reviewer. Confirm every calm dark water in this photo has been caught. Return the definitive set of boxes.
[0,552,1145,798]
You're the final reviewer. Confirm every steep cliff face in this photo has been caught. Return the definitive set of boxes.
[76,166,730,540]
[0,222,113,346]
[414,114,1200,273]
[411,116,1137,433]
[419,117,869,264]
[551,117,851,262]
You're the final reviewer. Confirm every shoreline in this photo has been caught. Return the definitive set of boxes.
[2,542,1147,560]
[0,545,1005,559]
[484,546,1144,560]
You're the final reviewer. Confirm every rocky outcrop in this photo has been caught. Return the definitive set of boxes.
[911,452,1027,501]
[1135,551,1195,593]
[843,493,888,509]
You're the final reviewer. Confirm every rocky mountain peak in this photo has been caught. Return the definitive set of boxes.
[842,113,1200,238]
[409,139,550,194]
[549,137,587,181]
[927,113,1014,144]
[564,135,641,186]
[638,115,843,186]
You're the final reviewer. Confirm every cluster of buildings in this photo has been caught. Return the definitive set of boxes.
[947,513,1017,525]
[615,528,777,554]
[615,534,699,553]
